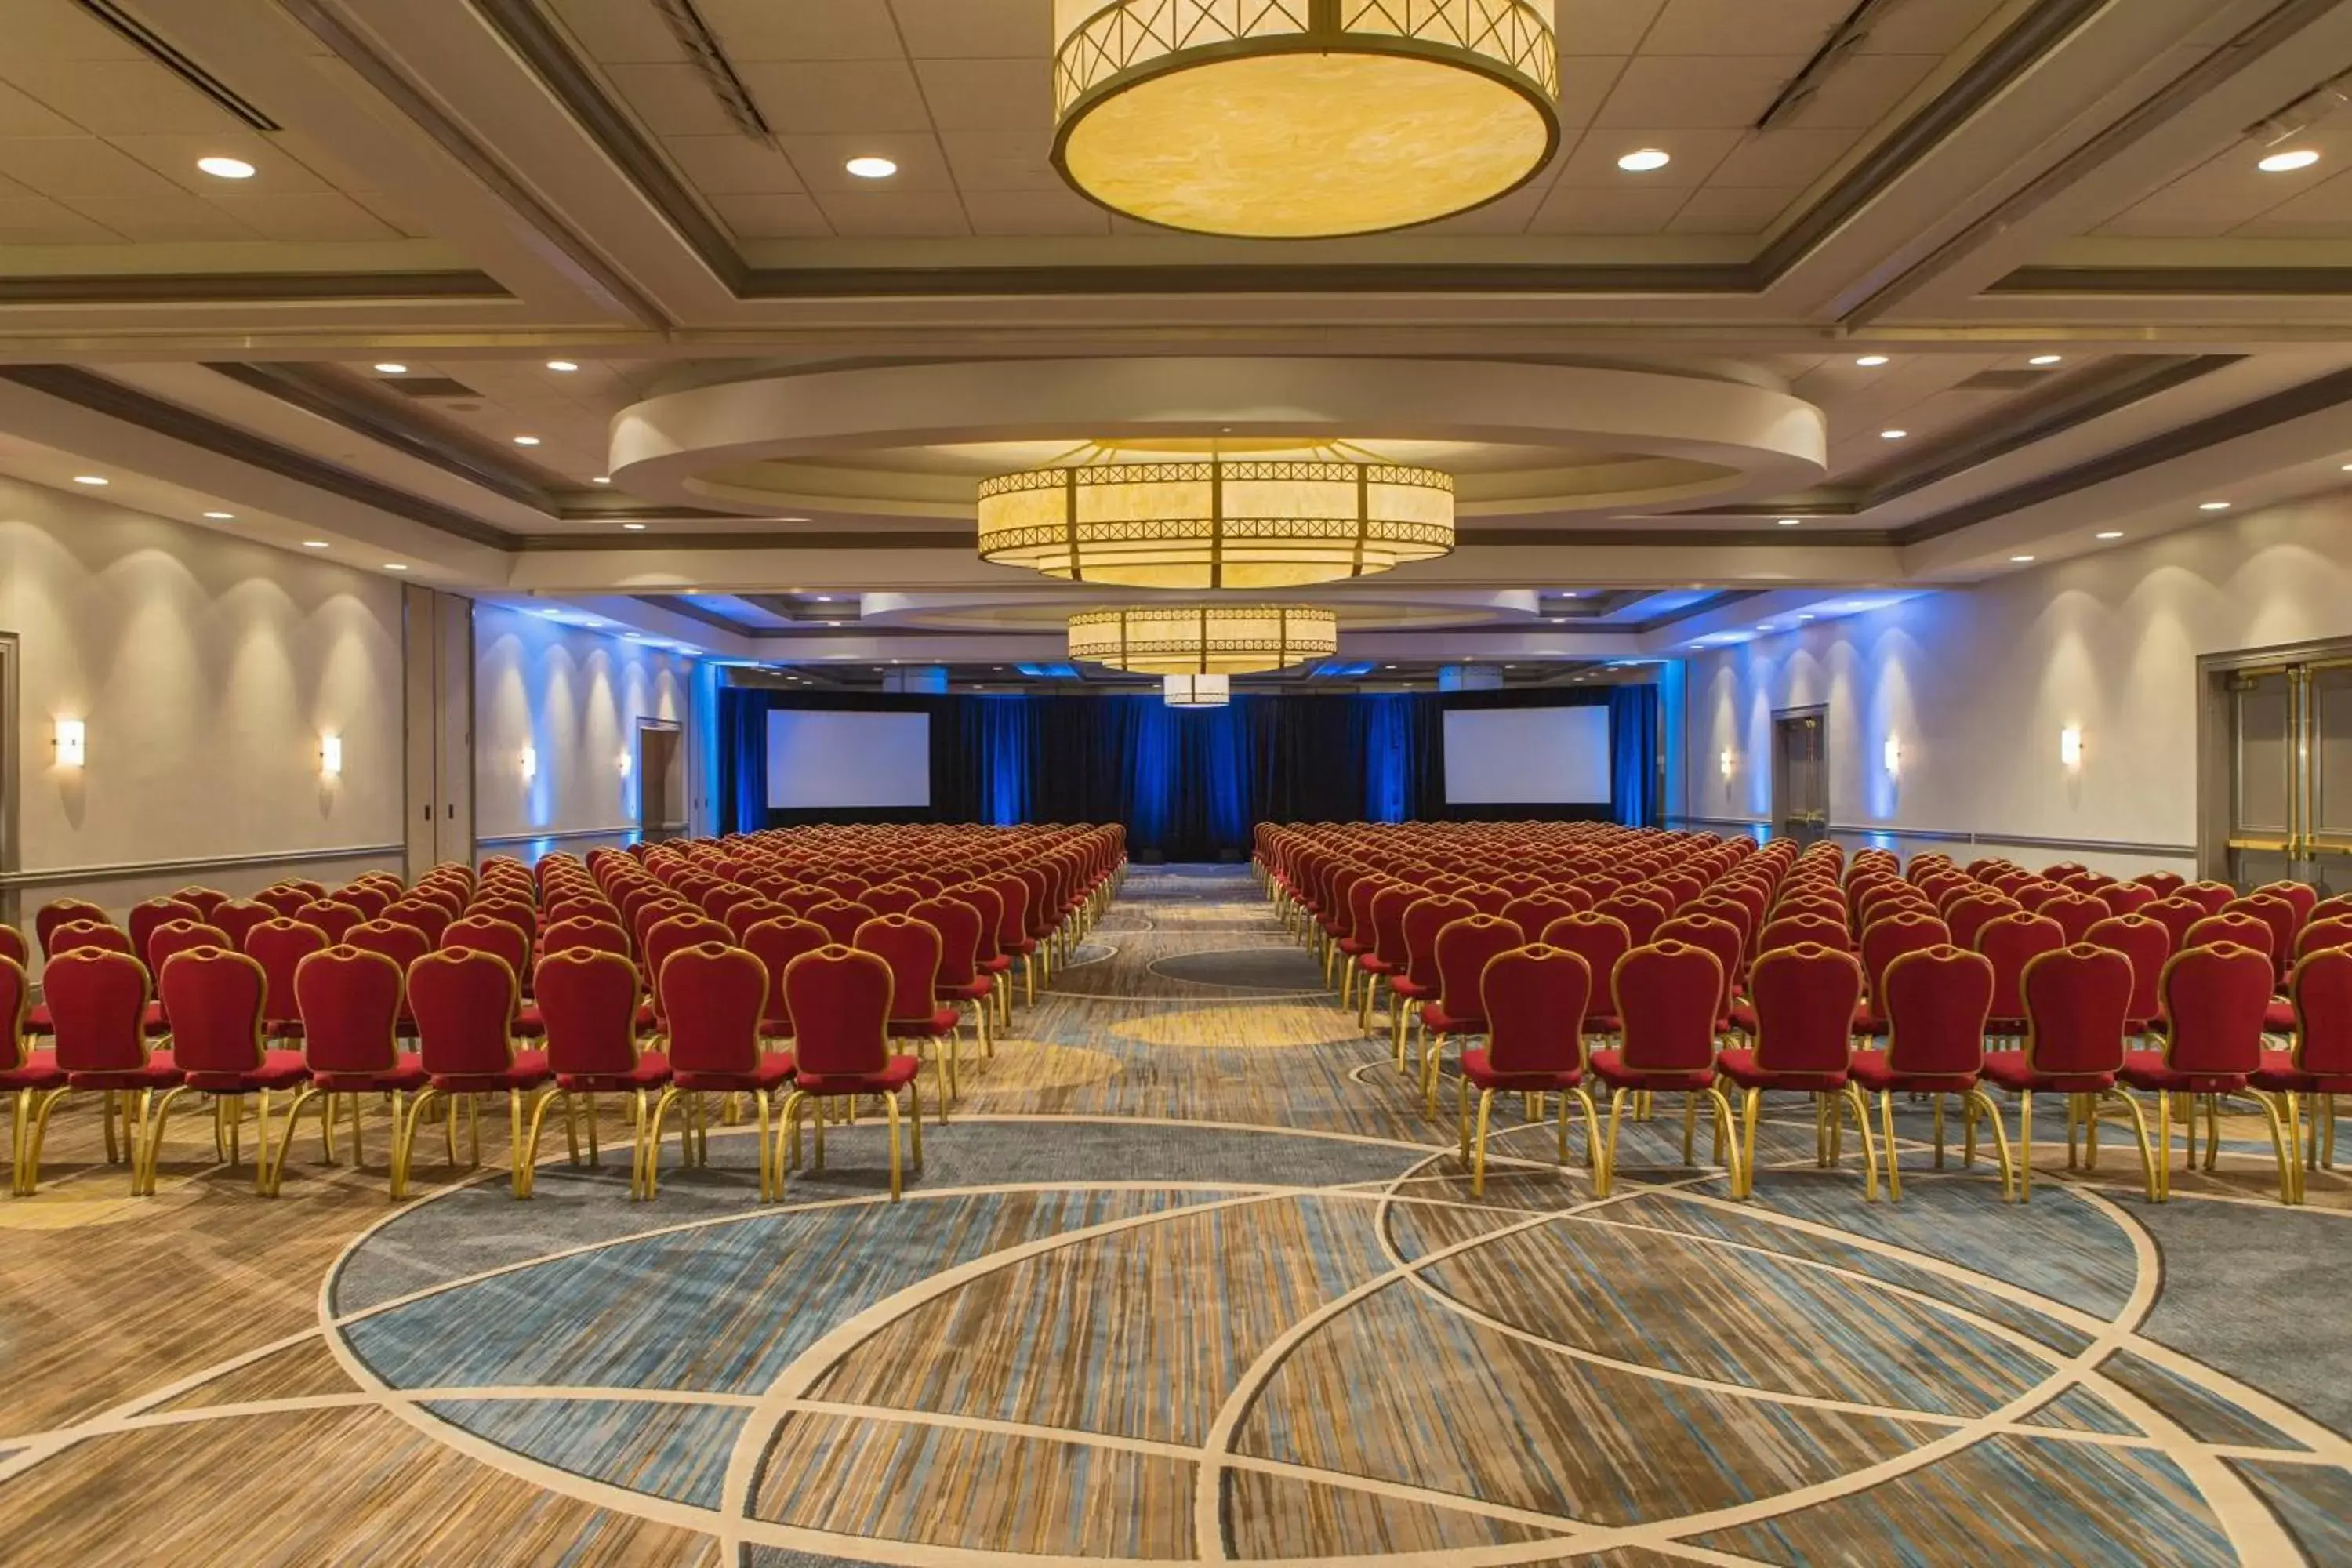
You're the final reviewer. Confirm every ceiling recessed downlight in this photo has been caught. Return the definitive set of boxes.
[203,510,234,520]
[1879,429,1908,440]
[374,363,408,375]
[2029,354,2063,365]
[1777,517,1802,526]
[845,155,898,179]
[2200,500,2231,511]
[513,435,541,446]
[383,563,409,572]
[72,474,107,485]
[2096,531,2124,539]
[592,476,612,485]
[1617,148,1671,172]
[1854,354,1889,367]
[622,522,647,531]
[2009,554,2035,563]
[2259,148,2321,172]
[302,540,330,549]
[546,360,579,372]
[197,155,256,180]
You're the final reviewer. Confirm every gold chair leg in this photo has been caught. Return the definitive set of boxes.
[1965,1089,2015,1200]
[754,1091,775,1202]
[1598,1087,1626,1198]
[2153,1089,2171,1203]
[1739,1086,1762,1200]
[102,1090,120,1166]
[1575,1088,1602,1173]
[772,1090,804,1196]
[1456,1073,1471,1164]
[1933,1094,1947,1169]
[7,1089,27,1198]
[2205,1095,2221,1173]
[269,1087,318,1195]
[908,1076,923,1171]
[508,1089,530,1198]
[884,1090,903,1201]
[2252,1091,2301,1206]
[140,1086,195,1196]
[249,1089,276,1196]
[390,1087,432,1201]
[1846,1083,1879,1203]
[641,1088,677,1199]
[516,1090,561,1200]
[1682,1094,1698,1166]
[1421,1032,1446,1118]
[2018,1091,2034,1203]
[2094,1090,2158,1203]
[1881,1088,1902,1202]
[1472,1089,1494,1198]
[1710,1087,1742,1195]
[19,1088,68,1196]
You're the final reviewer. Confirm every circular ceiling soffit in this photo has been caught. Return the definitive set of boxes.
[607,358,1828,523]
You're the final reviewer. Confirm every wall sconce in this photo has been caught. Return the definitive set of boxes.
[320,734,343,778]
[520,745,538,782]
[617,749,633,778]
[1719,748,1735,779]
[2059,726,2083,768]
[1882,735,1901,776]
[53,718,85,768]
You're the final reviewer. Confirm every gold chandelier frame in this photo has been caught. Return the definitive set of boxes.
[1069,603,1340,675]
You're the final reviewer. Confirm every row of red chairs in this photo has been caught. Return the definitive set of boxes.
[1260,825,2339,1206]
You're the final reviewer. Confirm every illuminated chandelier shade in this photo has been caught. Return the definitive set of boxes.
[1069,604,1339,676]
[1052,0,1559,238]
[979,451,1454,590]
[1163,673,1231,707]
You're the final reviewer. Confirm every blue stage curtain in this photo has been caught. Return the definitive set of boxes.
[718,687,773,833]
[1610,683,1661,828]
[966,695,1037,826]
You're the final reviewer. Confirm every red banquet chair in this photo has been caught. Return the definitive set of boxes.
[1416,914,1526,1117]
[2085,914,2171,1036]
[1456,946,1600,1196]
[2125,942,2294,1203]
[1981,945,2158,1203]
[779,945,923,1200]
[1385,893,1475,1071]
[34,899,108,960]
[913,895,996,1060]
[22,949,177,1196]
[1590,941,1740,1198]
[284,945,424,1192]
[146,946,307,1196]
[1353,882,1418,1035]
[398,947,550,1200]
[1850,945,2005,1200]
[126,897,201,971]
[1539,913,1632,1040]
[2255,947,2352,1188]
[1716,944,1871,1199]
[0,955,65,1189]
[744,917,830,1040]
[209,898,276,953]
[856,914,965,1111]
[245,918,328,1040]
[643,942,794,1200]
[524,947,668,1198]
[804,898,878,949]
[1976,910,2065,1036]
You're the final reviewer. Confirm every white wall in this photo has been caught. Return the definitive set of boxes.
[474,606,695,859]
[1681,492,2352,879]
[1,477,406,921]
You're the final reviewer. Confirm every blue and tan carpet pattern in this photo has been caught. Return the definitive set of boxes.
[0,866,2347,1565]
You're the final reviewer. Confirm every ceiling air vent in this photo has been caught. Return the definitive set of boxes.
[75,1,279,131]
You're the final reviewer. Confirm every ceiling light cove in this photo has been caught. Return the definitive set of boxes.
[1051,0,1559,238]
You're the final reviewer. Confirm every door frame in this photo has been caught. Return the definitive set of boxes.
[1771,703,1828,838]
[636,718,686,843]
[2197,634,2352,886]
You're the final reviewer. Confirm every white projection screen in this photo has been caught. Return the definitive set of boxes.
[1442,706,1613,806]
[766,710,932,809]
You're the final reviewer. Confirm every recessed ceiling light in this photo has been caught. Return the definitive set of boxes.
[1777,517,1801,526]
[2259,148,2321,173]
[1617,148,1671,172]
[513,435,541,446]
[197,156,256,180]
[546,360,579,372]
[1796,614,1813,622]
[383,563,409,572]
[1854,354,1889,368]
[2096,530,2123,539]
[302,540,330,549]
[2028,354,2063,365]
[845,155,898,179]
[203,510,234,520]
[2009,554,2034,563]
[72,474,107,485]
[2200,500,2230,511]
[592,476,611,485]
[1756,623,1773,631]
[373,363,408,375]
[1880,429,1909,440]
[622,522,647,531]
[538,608,563,617]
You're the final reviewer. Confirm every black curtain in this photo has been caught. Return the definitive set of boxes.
[720,684,1650,856]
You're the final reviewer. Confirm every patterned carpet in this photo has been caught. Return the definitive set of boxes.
[1,866,2349,1566]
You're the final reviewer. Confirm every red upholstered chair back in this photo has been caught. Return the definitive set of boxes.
[1365,883,1418,969]
[898,871,946,898]
[1432,916,1525,1021]
[1458,884,1513,919]
[2223,895,2299,982]
[173,886,230,922]
[2310,894,2352,927]
[2038,891,2107,946]
[332,884,392,920]
[855,915,943,1026]
[244,918,327,1028]
[1540,913,1632,1011]
[2132,870,2187,898]
[982,873,1031,953]
[158,947,267,1076]
[2177,880,2236,916]
[128,897,202,967]
[147,920,230,982]
[45,949,152,1073]
[0,953,26,1072]
[251,885,312,920]
[1612,942,1724,1074]
[806,898,878,947]
[1343,875,1391,943]
[783,945,895,1080]
[1882,946,1994,1079]
[815,873,869,901]
[1500,895,1582,944]
[1757,911,1850,954]
[911,896,985,988]
[2085,914,2169,1029]
[535,948,644,1079]
[1595,893,1667,948]
[1398,895,1475,990]
[2185,911,2272,961]
[210,899,276,951]
[630,899,693,954]
[2140,895,2205,953]
[467,898,538,942]
[1748,944,1863,1075]
[2292,947,2352,1079]
[1489,872,1547,899]
[378,898,451,946]
[1944,893,2020,952]
[946,884,1004,963]
[1860,911,1950,1003]
[744,917,830,1034]
[50,920,132,959]
[2257,879,2318,932]
[1686,895,1755,949]
[1656,913,1741,1025]
[2098,882,2158,919]
[1479,946,1589,1075]
[295,947,404,1076]
[408,948,517,1077]
[0,926,22,970]
[862,884,924,918]
[2158,942,2273,1078]
[407,883,466,920]
[2298,915,2352,960]
[541,916,630,958]
[291,899,365,946]
[2020,945,2134,1077]
[1975,911,2065,1025]
[699,884,762,924]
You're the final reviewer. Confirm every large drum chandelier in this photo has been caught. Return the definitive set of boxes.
[1163,673,1231,708]
[1052,0,1559,238]
[978,446,1454,590]
[1069,604,1339,676]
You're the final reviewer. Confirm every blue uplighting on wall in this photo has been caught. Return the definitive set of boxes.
[1015,662,1083,679]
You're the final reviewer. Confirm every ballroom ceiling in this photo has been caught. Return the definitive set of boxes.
[5,0,2352,669]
